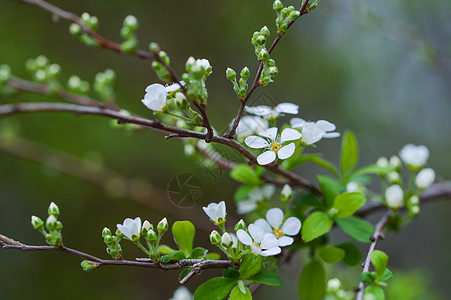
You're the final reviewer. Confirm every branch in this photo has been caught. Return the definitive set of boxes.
[225,0,311,138]
[0,233,233,284]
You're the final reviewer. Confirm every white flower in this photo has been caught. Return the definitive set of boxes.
[415,168,435,189]
[346,182,359,192]
[142,220,152,232]
[237,184,276,214]
[141,83,167,112]
[399,144,429,168]
[245,127,301,165]
[245,102,299,119]
[169,286,193,300]
[202,201,226,224]
[235,116,269,140]
[327,278,342,293]
[290,118,340,145]
[254,208,301,247]
[221,232,234,248]
[117,217,142,241]
[198,59,211,70]
[376,157,388,167]
[385,185,404,209]
[237,224,281,256]
[165,81,185,93]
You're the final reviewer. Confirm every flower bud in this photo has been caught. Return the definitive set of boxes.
[408,195,419,206]
[288,10,300,21]
[35,55,48,69]
[259,49,270,61]
[409,205,420,218]
[280,184,293,203]
[255,35,266,45]
[146,229,158,242]
[385,185,404,210]
[149,42,160,54]
[268,66,279,77]
[158,51,170,65]
[273,0,284,12]
[45,215,58,231]
[387,171,400,184]
[31,215,44,230]
[415,168,435,189]
[69,23,82,36]
[389,155,401,170]
[326,278,342,293]
[210,230,221,245]
[123,15,138,31]
[142,220,153,235]
[47,64,61,78]
[48,202,60,217]
[240,67,250,80]
[185,56,196,71]
[115,229,124,239]
[0,64,12,83]
[81,260,98,272]
[260,26,270,38]
[35,69,47,83]
[121,39,138,54]
[234,219,246,231]
[157,217,168,235]
[104,235,115,245]
[221,233,233,248]
[226,68,236,81]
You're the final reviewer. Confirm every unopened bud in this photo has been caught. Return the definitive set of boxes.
[273,0,284,12]
[221,233,233,248]
[226,68,236,81]
[234,219,246,231]
[48,202,60,217]
[210,230,221,245]
[157,217,168,234]
[280,184,293,203]
[81,260,98,272]
[31,215,44,230]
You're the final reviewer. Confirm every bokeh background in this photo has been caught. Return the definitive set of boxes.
[0,0,450,299]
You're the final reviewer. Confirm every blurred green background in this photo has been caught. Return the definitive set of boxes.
[0,0,450,299]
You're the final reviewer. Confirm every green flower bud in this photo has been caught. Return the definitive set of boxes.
[102,227,112,238]
[45,215,58,231]
[239,87,247,98]
[47,64,61,78]
[149,42,160,54]
[123,15,138,31]
[80,12,91,24]
[288,10,300,21]
[121,39,138,54]
[255,34,266,45]
[158,51,170,65]
[280,184,293,203]
[185,56,195,72]
[35,55,48,69]
[240,67,250,80]
[146,229,158,242]
[104,235,115,245]
[120,26,133,40]
[259,49,270,61]
[142,220,153,235]
[174,92,188,109]
[80,35,99,48]
[209,230,221,245]
[221,233,233,248]
[48,202,60,217]
[35,69,47,83]
[115,229,124,239]
[260,26,270,38]
[0,64,12,83]
[81,260,98,272]
[69,23,82,36]
[157,217,168,235]
[234,219,246,231]
[279,23,288,33]
[226,68,236,81]
[31,215,44,230]
[268,66,279,77]
[409,205,420,218]
[55,221,63,231]
[273,0,284,12]
[25,58,37,72]
[267,59,276,67]
[281,7,288,19]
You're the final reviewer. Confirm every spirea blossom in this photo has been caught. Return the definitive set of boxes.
[415,168,435,189]
[290,118,340,145]
[399,144,429,168]
[254,208,301,246]
[117,217,142,241]
[237,224,281,256]
[385,185,404,209]
[245,127,301,165]
[141,83,167,112]
[202,201,226,224]
[234,116,269,140]
[245,102,299,119]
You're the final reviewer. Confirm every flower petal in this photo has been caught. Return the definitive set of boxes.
[246,105,272,116]
[248,224,265,243]
[275,103,299,114]
[237,200,257,214]
[302,123,323,145]
[257,151,276,165]
[258,127,278,141]
[142,83,167,112]
[282,217,302,236]
[254,218,272,233]
[277,143,296,160]
[322,132,340,138]
[245,136,269,149]
[278,236,294,247]
[290,117,307,129]
[280,128,302,143]
[261,246,281,256]
[237,229,252,246]
[316,120,336,132]
[261,233,279,249]
[266,208,284,228]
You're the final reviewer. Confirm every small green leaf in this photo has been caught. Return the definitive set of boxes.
[179,267,192,282]
[371,250,388,282]
[317,175,342,207]
[380,267,393,281]
[281,154,339,177]
[160,250,185,263]
[230,285,252,300]
[336,216,374,244]
[158,244,175,255]
[350,164,394,178]
[239,253,262,279]
[364,285,385,300]
[234,184,255,202]
[194,277,238,300]
[318,246,345,264]
[336,242,361,266]
[340,131,359,178]
[224,267,240,279]
[230,164,262,185]
[205,252,221,260]
[248,269,283,286]
[301,211,333,243]
[190,247,207,259]
[172,220,195,257]
[332,192,366,218]
[361,272,376,284]
[237,280,246,294]
[298,259,326,300]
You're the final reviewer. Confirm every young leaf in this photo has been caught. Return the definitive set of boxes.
[318,246,345,264]
[301,211,333,243]
[172,220,195,258]
[332,192,366,218]
[298,259,326,300]
[317,175,342,207]
[336,242,361,266]
[190,247,207,259]
[336,216,374,244]
[364,285,385,300]
[230,164,262,185]
[229,285,252,300]
[234,184,255,202]
[281,154,339,177]
[160,250,186,263]
[194,277,238,300]
[371,250,389,282]
[248,269,283,286]
[158,244,176,255]
[380,268,393,281]
[224,267,240,279]
[340,131,359,178]
[350,164,394,178]
[205,252,221,260]
[239,253,262,279]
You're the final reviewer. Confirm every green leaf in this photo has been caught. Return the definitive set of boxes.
[336,242,361,266]
[380,267,393,281]
[230,285,252,300]
[160,250,186,263]
[364,285,385,300]
[194,277,238,300]
[332,192,366,218]
[317,175,342,207]
[205,252,221,260]
[336,216,374,244]
[371,250,388,282]
[340,131,359,178]
[292,192,324,210]
[361,272,376,284]
[318,246,345,264]
[190,247,207,259]
[350,164,394,178]
[158,244,175,255]
[248,269,283,286]
[172,220,195,257]
[281,154,339,177]
[224,267,240,279]
[298,259,326,300]
[302,211,333,243]
[234,184,255,202]
[230,164,262,185]
[179,267,192,282]
[239,253,262,279]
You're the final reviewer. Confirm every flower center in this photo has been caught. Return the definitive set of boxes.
[273,228,283,238]
[270,142,281,152]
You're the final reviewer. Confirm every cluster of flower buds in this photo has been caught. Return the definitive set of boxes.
[94,69,116,102]
[0,64,12,96]
[120,15,139,53]
[251,26,278,86]
[324,278,354,300]
[149,42,173,82]
[273,1,300,34]
[25,55,61,91]
[67,75,90,95]
[182,57,212,104]
[31,202,63,247]
[69,12,99,48]
[226,67,250,99]
[101,227,122,260]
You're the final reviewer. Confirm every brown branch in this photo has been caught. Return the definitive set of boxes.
[0,233,233,284]
[225,0,311,138]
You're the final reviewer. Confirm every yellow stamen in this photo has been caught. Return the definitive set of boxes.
[273,228,283,238]
[270,142,281,152]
